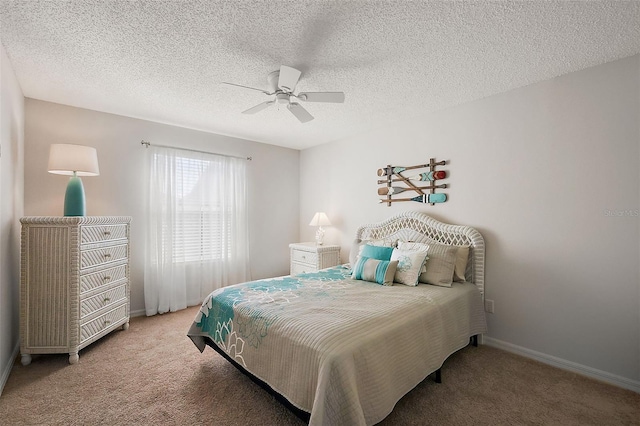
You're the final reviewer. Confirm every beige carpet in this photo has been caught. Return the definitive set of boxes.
[1,306,638,425]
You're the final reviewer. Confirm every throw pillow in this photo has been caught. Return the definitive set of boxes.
[390,247,429,286]
[419,241,458,287]
[352,256,398,286]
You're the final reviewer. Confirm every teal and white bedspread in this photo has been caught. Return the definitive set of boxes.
[188,265,487,425]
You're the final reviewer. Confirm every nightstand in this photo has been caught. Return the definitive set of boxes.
[289,242,341,275]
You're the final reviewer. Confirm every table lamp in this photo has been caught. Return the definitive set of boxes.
[48,144,100,216]
[309,212,331,245]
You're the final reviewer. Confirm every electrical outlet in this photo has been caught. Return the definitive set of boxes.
[485,299,494,314]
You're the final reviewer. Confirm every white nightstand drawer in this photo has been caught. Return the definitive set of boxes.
[291,262,314,275]
[291,250,317,265]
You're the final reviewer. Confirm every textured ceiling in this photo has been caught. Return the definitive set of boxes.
[1,1,639,150]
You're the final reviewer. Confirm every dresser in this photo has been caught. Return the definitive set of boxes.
[20,216,131,365]
[289,242,341,275]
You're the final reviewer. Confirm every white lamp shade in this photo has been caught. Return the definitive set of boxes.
[48,144,100,176]
[309,212,331,227]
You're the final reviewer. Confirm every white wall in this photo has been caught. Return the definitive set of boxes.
[0,42,25,395]
[300,55,640,389]
[24,100,300,315]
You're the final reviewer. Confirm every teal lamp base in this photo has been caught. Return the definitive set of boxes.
[64,174,86,216]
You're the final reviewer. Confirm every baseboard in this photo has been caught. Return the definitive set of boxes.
[483,337,640,394]
[130,308,146,318]
[0,341,19,397]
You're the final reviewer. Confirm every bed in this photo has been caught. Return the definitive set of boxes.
[188,211,487,425]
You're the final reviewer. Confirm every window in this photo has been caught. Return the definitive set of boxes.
[144,145,250,315]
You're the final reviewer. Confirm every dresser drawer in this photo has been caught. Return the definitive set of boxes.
[81,244,128,270]
[81,224,128,244]
[80,264,127,294]
[291,262,316,275]
[80,304,128,344]
[291,250,317,266]
[80,284,128,319]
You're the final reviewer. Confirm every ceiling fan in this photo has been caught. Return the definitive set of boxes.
[222,65,345,123]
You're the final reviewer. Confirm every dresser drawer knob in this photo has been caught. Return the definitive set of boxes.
[103,297,111,303]
[103,276,111,281]
[104,253,112,258]
[104,231,111,236]
[301,255,306,259]
[104,320,111,326]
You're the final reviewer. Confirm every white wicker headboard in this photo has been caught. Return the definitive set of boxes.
[356,211,485,295]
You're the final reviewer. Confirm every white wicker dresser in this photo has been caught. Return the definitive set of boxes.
[20,216,131,365]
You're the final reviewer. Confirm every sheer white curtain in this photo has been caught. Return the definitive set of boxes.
[144,146,250,316]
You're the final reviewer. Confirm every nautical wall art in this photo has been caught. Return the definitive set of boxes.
[378,158,448,206]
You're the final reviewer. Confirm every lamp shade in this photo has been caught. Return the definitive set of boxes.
[48,144,100,176]
[309,212,331,227]
[48,144,99,217]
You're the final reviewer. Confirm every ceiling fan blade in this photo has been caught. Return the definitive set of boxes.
[287,102,314,123]
[298,92,345,103]
[278,65,302,92]
[242,101,274,114]
[221,82,272,95]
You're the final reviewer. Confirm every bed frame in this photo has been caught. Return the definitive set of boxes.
[204,211,485,421]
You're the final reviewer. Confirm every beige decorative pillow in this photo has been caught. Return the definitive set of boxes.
[419,241,458,287]
[453,245,470,282]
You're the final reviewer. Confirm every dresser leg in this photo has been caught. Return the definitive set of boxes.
[21,354,32,366]
[122,321,129,331]
[69,352,79,365]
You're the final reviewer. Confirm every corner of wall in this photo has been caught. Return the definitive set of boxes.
[0,41,25,396]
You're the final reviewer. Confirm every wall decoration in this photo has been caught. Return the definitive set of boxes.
[377,158,448,206]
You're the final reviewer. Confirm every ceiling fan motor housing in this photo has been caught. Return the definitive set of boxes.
[276,93,290,104]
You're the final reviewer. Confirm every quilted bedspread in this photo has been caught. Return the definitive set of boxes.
[187,265,487,425]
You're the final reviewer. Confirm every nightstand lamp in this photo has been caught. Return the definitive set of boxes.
[309,212,331,245]
[48,144,100,216]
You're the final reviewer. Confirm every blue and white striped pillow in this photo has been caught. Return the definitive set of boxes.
[352,256,398,286]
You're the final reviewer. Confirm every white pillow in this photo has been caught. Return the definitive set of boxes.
[397,241,429,252]
[390,247,429,286]
[419,241,458,287]
[397,241,430,272]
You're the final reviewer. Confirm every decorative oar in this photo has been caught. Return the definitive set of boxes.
[377,170,447,185]
[378,184,447,196]
[378,193,447,204]
[377,164,429,177]
[409,171,447,181]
